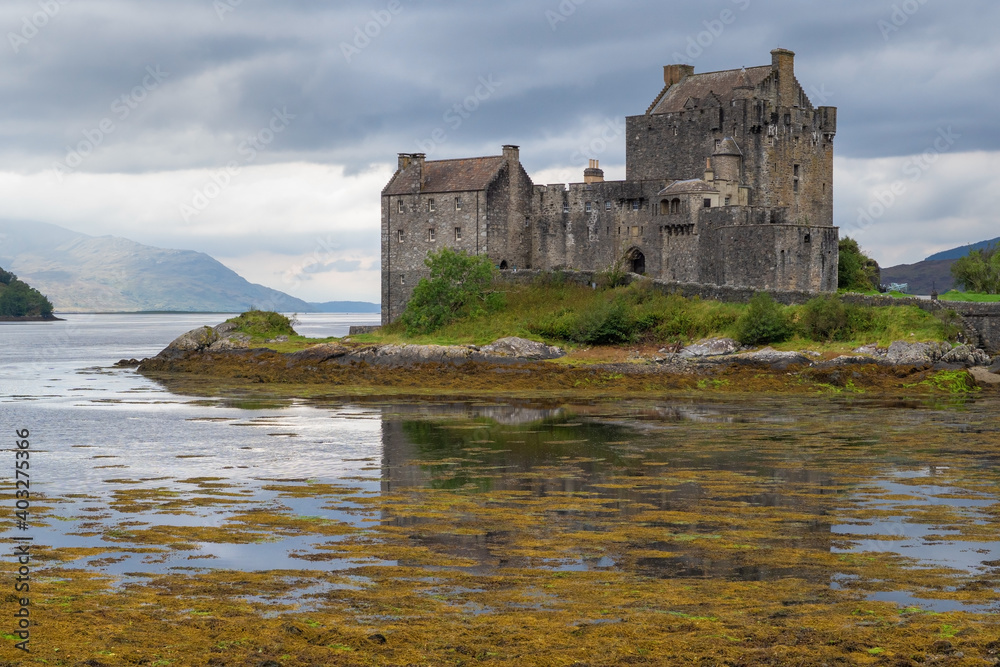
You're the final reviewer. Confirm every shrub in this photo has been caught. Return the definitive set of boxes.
[734,293,793,346]
[400,248,503,335]
[799,295,849,341]
[227,310,296,338]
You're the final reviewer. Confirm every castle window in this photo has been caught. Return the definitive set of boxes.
[427,199,435,212]
[804,233,811,243]
[793,164,800,177]
[585,202,592,213]
[455,227,462,241]
[605,201,612,211]
[455,197,463,211]
[525,217,531,227]
[400,275,405,285]
[397,229,404,243]
[794,179,800,193]
[563,204,570,214]
[427,228,436,242]
[671,198,681,214]
[715,139,721,149]
[660,200,669,215]
[725,196,731,206]
[632,200,640,211]
[703,199,712,209]
[398,200,404,213]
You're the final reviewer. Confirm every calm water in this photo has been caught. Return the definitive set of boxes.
[2,314,999,613]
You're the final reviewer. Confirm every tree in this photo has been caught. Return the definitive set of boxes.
[0,279,54,318]
[400,248,503,335]
[951,243,1000,294]
[838,237,880,292]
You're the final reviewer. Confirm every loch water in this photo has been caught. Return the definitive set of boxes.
[2,313,1000,614]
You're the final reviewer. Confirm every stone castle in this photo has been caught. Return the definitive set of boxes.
[381,49,839,323]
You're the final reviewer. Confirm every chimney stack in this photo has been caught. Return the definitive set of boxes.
[397,153,412,171]
[502,144,520,164]
[663,64,695,86]
[584,159,604,184]
[770,48,796,107]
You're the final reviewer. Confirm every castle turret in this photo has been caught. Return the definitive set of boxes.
[712,137,742,183]
[771,48,796,107]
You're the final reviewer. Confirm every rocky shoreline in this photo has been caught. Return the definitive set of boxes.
[122,321,1000,393]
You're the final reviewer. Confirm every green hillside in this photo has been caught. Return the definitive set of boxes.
[0,267,55,319]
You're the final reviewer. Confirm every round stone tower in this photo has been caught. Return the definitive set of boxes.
[712,137,743,183]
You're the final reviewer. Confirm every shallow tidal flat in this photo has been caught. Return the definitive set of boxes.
[4,394,1000,665]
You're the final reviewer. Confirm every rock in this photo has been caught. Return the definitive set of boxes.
[853,344,885,357]
[991,358,1000,374]
[939,345,992,367]
[208,333,251,351]
[157,326,220,359]
[214,321,239,336]
[287,343,351,363]
[114,358,141,368]
[679,338,740,358]
[816,355,879,368]
[970,367,1000,385]
[479,337,565,360]
[266,335,289,343]
[884,341,950,366]
[729,347,812,370]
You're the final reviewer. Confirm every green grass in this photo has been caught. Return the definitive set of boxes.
[938,290,1000,302]
[355,281,958,351]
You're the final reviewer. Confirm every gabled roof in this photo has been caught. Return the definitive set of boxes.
[649,65,772,115]
[658,179,719,196]
[383,156,507,196]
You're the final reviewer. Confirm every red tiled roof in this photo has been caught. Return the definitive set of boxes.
[649,65,772,115]
[383,156,507,195]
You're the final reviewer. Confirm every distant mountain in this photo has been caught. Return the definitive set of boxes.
[311,301,381,313]
[0,220,379,314]
[879,259,956,294]
[879,237,1000,294]
[926,237,1000,262]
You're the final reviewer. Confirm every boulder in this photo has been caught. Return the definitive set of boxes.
[679,338,740,358]
[728,347,812,370]
[939,345,992,367]
[852,344,886,358]
[209,333,251,351]
[816,355,880,368]
[287,343,351,363]
[479,337,565,360]
[969,367,1000,385]
[991,358,1000,374]
[884,341,950,366]
[157,326,220,359]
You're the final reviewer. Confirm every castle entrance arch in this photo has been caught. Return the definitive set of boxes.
[626,247,645,275]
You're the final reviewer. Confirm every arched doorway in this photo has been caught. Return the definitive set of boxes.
[499,260,509,270]
[627,248,645,275]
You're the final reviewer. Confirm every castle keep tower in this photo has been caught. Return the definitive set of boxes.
[381,49,839,323]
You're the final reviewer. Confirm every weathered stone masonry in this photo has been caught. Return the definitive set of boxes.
[381,49,839,324]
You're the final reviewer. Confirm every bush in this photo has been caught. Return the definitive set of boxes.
[799,295,850,341]
[734,293,793,346]
[227,310,296,338]
[400,248,503,335]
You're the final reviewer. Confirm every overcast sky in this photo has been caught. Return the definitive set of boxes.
[0,0,997,302]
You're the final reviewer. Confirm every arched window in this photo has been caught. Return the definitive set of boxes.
[671,198,681,214]
[660,199,669,215]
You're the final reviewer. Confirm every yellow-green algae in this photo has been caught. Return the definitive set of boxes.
[3,397,1000,665]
